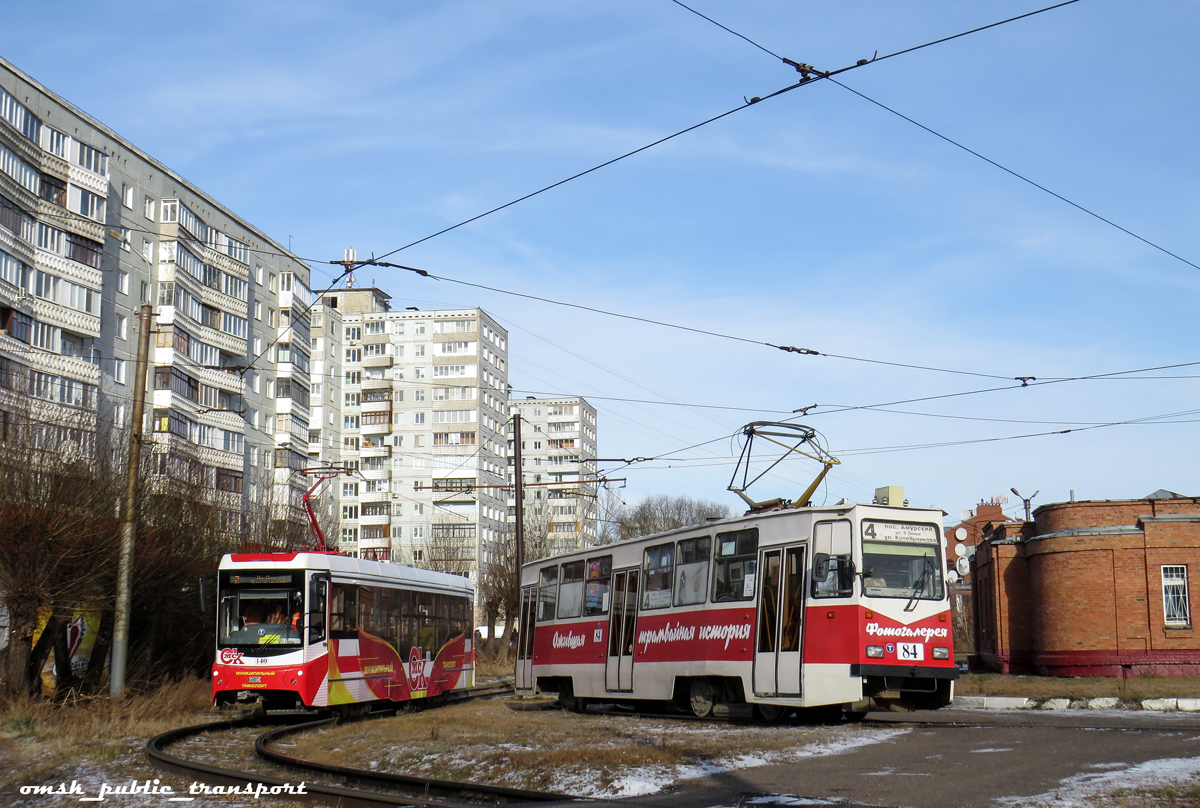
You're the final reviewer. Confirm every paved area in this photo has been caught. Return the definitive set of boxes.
[564,710,1200,808]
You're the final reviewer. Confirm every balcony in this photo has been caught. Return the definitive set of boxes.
[363,353,393,369]
[360,438,392,457]
[361,398,391,416]
[360,509,391,527]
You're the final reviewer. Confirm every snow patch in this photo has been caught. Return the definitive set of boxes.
[995,754,1200,807]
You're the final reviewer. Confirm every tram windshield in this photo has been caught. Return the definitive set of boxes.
[217,570,304,650]
[861,542,943,600]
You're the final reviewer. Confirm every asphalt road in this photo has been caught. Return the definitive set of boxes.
[568,709,1200,808]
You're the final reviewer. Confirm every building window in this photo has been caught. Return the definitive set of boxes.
[116,315,128,340]
[144,197,155,221]
[114,358,127,384]
[122,184,134,209]
[118,271,129,295]
[216,469,243,493]
[1163,565,1191,626]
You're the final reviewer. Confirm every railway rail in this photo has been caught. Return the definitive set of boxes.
[147,681,571,807]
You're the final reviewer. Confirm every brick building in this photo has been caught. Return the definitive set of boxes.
[972,490,1200,677]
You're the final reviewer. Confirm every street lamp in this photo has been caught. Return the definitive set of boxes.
[1011,488,1039,522]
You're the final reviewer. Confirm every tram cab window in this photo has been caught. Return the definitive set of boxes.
[861,521,944,600]
[642,543,675,609]
[812,520,855,599]
[674,536,711,606]
[216,571,303,650]
[558,560,586,619]
[712,528,757,602]
[537,566,558,621]
[583,555,612,616]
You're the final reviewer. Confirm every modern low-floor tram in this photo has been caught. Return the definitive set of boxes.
[516,501,956,718]
[212,551,474,713]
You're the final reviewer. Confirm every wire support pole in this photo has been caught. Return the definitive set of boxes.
[111,303,154,699]
[512,414,525,574]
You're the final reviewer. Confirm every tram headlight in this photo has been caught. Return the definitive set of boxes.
[932,646,950,660]
[865,645,885,659]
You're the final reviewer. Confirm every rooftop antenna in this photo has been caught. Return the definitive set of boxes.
[344,247,357,288]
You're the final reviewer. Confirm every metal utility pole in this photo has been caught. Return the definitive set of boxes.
[512,413,524,572]
[1011,487,1039,522]
[111,303,153,699]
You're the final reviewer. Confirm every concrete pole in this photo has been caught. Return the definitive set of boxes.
[111,303,153,699]
[512,413,524,573]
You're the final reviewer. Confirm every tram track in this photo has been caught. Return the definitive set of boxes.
[148,681,571,807]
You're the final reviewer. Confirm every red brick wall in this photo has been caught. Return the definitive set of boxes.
[971,498,1200,677]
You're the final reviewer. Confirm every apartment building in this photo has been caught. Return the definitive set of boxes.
[0,57,312,539]
[508,396,599,555]
[311,287,510,581]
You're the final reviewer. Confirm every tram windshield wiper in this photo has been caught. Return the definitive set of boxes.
[904,557,937,612]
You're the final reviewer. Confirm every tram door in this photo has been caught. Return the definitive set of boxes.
[515,586,536,691]
[605,570,639,692]
[753,546,805,697]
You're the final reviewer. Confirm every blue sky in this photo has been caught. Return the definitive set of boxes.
[5,1,1198,521]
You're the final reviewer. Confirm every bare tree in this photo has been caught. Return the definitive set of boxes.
[423,525,475,578]
[476,502,556,657]
[618,494,731,540]
[595,484,629,545]
[0,378,291,699]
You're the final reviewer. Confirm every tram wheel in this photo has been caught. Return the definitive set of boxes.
[689,678,716,718]
[754,704,787,722]
[843,710,869,723]
[558,681,588,713]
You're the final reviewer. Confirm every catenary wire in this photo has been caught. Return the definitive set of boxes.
[351,4,1079,278]
[827,78,1200,275]
[672,1,1199,277]
[349,260,1029,381]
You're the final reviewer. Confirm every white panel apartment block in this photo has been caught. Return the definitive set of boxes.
[508,395,599,554]
[0,57,313,540]
[313,288,510,585]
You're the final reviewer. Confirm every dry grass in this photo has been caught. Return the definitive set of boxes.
[956,674,1200,702]
[1096,781,1200,807]
[474,656,515,683]
[0,677,214,787]
[285,698,831,793]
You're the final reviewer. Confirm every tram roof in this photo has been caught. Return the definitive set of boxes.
[523,501,945,570]
[219,551,474,596]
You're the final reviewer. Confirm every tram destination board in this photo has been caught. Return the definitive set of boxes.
[862,521,940,544]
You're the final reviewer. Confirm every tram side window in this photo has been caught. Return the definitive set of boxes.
[394,589,420,655]
[675,536,711,606]
[812,520,855,599]
[557,560,585,619]
[537,566,558,621]
[642,543,675,609]
[330,583,359,638]
[712,528,758,602]
[357,586,378,635]
[584,555,612,616]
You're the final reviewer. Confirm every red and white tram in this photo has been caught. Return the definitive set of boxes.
[212,552,474,713]
[515,501,956,718]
